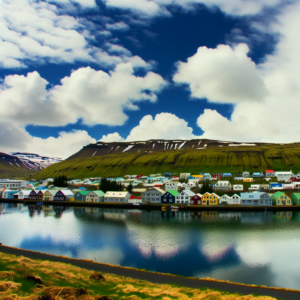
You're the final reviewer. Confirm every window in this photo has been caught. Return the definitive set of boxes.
[288,200,290,204]
[156,198,160,201]
[278,200,280,204]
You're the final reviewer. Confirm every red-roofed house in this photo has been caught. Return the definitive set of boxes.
[266,170,275,177]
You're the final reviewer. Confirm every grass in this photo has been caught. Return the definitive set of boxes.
[0,252,276,300]
[35,143,300,179]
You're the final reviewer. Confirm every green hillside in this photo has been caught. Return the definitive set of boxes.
[36,143,300,179]
[0,162,37,179]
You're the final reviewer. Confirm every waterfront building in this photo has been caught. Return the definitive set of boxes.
[190,194,202,205]
[104,191,131,203]
[201,192,220,205]
[219,194,231,204]
[29,190,38,200]
[291,193,300,205]
[43,190,56,201]
[141,188,165,204]
[13,190,30,199]
[271,191,292,205]
[74,191,89,202]
[54,190,74,201]
[175,189,195,204]
[240,192,272,206]
[161,190,179,204]
[2,190,19,199]
[85,191,105,202]
[37,190,48,200]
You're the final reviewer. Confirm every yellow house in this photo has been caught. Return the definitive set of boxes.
[43,190,56,201]
[271,191,292,205]
[243,178,254,182]
[192,175,203,180]
[201,192,220,205]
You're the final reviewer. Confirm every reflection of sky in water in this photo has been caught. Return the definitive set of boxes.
[1,204,300,289]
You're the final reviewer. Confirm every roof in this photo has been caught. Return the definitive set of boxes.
[272,191,285,199]
[46,190,57,196]
[59,190,74,196]
[220,194,230,198]
[77,191,90,196]
[90,190,105,197]
[166,190,179,197]
[105,191,130,198]
[240,192,264,200]
[266,170,274,172]
[15,190,31,196]
[291,193,300,199]
[181,189,195,196]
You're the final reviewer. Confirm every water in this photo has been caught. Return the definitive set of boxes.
[0,202,300,289]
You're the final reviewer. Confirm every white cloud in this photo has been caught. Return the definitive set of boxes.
[126,113,197,141]
[105,42,132,56]
[104,0,283,17]
[0,63,167,127]
[0,121,96,159]
[45,0,96,8]
[100,133,124,142]
[106,22,130,31]
[173,43,267,104]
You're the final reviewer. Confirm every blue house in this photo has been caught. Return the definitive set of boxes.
[203,173,212,181]
[161,190,179,204]
[188,176,195,179]
[164,173,171,177]
[253,172,261,178]
[199,172,205,175]
[2,190,19,199]
[270,182,283,190]
[222,173,232,177]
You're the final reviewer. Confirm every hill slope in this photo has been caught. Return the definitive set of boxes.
[36,143,300,179]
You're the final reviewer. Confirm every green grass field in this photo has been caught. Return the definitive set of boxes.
[35,143,300,179]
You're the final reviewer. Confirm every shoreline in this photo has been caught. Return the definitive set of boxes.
[1,198,300,211]
[1,244,300,298]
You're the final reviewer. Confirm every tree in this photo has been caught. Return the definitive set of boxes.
[200,180,213,194]
[127,183,133,193]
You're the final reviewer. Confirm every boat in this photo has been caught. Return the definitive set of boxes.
[170,206,179,210]
[161,206,167,211]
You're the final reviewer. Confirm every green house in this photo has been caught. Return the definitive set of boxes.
[291,193,300,205]
[74,191,89,202]
[85,190,105,202]
[271,191,292,206]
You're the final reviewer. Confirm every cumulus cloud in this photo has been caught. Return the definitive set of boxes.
[0,63,167,127]
[99,133,124,142]
[195,2,300,142]
[126,113,197,141]
[173,43,267,104]
[106,22,130,31]
[0,122,96,159]
[45,0,96,7]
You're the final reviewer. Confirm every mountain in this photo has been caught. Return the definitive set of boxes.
[68,139,269,159]
[36,139,300,179]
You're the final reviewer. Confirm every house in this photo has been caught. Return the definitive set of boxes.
[233,184,243,191]
[175,189,195,204]
[190,194,202,205]
[266,170,275,177]
[260,184,270,190]
[0,180,23,190]
[29,190,38,200]
[180,173,191,179]
[192,175,203,180]
[276,171,294,182]
[271,191,292,205]
[201,192,220,205]
[252,172,261,178]
[203,173,212,181]
[74,191,89,202]
[248,184,260,191]
[161,190,179,204]
[104,191,131,203]
[222,173,232,177]
[242,171,250,178]
[214,181,232,191]
[240,192,272,206]
[13,190,31,199]
[231,194,241,205]
[43,190,56,201]
[141,188,165,204]
[234,177,244,181]
[282,183,294,189]
[85,191,105,202]
[37,190,48,200]
[2,190,20,199]
[243,178,254,182]
[165,182,178,191]
[219,194,231,204]
[270,182,283,190]
[212,174,221,180]
[291,193,300,205]
[164,173,171,177]
[54,190,74,201]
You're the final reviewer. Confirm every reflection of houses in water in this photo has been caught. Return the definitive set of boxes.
[103,208,127,221]
[274,211,293,221]
[28,204,36,217]
[141,210,162,223]
[0,203,5,215]
[241,212,273,224]
[201,211,219,222]
[36,205,43,214]
[43,205,52,216]
[190,211,201,219]
[218,212,241,221]
[85,207,99,214]
[175,211,192,223]
[53,206,65,217]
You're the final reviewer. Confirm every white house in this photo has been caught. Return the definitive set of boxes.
[141,188,165,204]
[86,191,105,202]
[180,173,191,179]
[249,184,260,191]
[233,184,243,191]
[240,192,272,206]
[231,194,241,205]
[214,181,232,191]
[242,171,250,178]
[175,189,195,204]
[276,171,294,182]
[0,180,23,190]
[104,191,131,203]
[165,181,178,191]
[13,190,31,199]
[219,194,231,204]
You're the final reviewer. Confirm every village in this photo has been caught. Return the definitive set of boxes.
[1,169,300,207]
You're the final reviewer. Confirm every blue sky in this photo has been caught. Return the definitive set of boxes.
[0,0,299,158]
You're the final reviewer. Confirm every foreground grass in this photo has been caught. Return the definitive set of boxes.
[0,252,276,300]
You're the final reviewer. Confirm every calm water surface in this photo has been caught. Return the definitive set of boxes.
[0,203,299,289]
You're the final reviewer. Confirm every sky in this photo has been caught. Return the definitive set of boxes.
[0,0,299,158]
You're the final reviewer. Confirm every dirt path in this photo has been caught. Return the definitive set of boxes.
[0,245,298,300]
